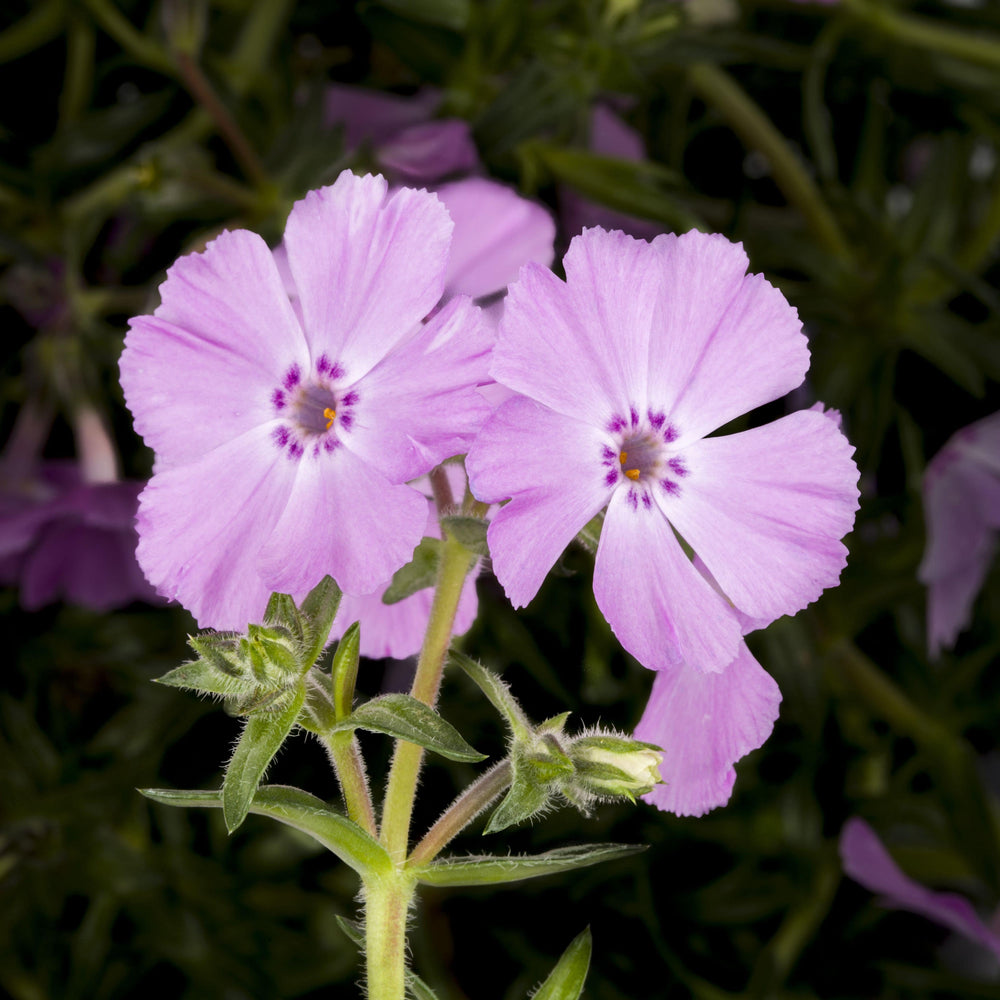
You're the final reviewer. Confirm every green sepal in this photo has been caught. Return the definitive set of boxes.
[537,711,571,735]
[332,620,361,721]
[154,654,247,698]
[140,785,392,877]
[485,738,575,834]
[483,772,551,834]
[334,694,485,763]
[263,591,303,641]
[449,650,531,740]
[298,666,338,736]
[243,624,299,683]
[574,511,604,555]
[440,515,490,557]
[414,843,646,887]
[532,927,592,1000]
[223,683,306,832]
[299,574,343,665]
[383,537,441,604]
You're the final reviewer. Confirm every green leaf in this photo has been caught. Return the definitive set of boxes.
[383,537,441,604]
[372,0,469,31]
[335,694,485,763]
[441,515,490,557]
[407,971,441,1000]
[332,621,361,721]
[449,650,531,739]
[154,656,247,698]
[533,927,592,1000]
[483,772,552,834]
[300,575,343,665]
[415,843,646,887]
[335,914,364,947]
[223,683,306,832]
[141,785,392,876]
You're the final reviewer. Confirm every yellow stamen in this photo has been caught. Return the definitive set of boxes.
[323,407,336,430]
[619,450,628,465]
[625,468,640,481]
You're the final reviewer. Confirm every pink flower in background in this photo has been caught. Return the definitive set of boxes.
[121,170,492,629]
[467,227,859,813]
[0,463,157,611]
[840,817,1000,962]
[919,412,1000,657]
[325,84,478,183]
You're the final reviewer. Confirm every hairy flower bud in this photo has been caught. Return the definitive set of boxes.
[568,733,664,802]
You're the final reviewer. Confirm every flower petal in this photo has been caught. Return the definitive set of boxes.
[282,171,452,381]
[663,408,859,624]
[468,396,611,607]
[258,444,427,598]
[136,424,298,628]
[840,817,1000,959]
[635,641,780,817]
[593,487,742,672]
[378,120,479,182]
[324,84,441,147]
[648,231,809,445]
[346,296,493,483]
[435,178,556,300]
[123,230,308,465]
[491,227,663,423]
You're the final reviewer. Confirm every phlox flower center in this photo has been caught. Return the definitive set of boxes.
[269,354,359,460]
[601,406,688,509]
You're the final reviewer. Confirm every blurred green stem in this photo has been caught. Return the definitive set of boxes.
[79,0,175,75]
[687,63,852,263]
[59,14,95,124]
[174,50,270,191]
[0,0,64,64]
[228,0,297,96]
[844,0,1000,71]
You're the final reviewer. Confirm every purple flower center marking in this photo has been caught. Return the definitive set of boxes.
[271,361,359,459]
[602,407,687,499]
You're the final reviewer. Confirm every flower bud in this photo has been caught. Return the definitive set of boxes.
[568,733,664,801]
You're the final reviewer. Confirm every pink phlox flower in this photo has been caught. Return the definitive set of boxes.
[840,817,1000,963]
[121,170,493,629]
[0,461,158,611]
[918,411,1000,657]
[466,227,859,813]
[325,84,478,183]
[330,464,480,660]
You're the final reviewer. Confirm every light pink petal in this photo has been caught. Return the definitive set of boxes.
[258,444,427,598]
[648,231,809,445]
[840,818,1000,959]
[468,396,611,607]
[136,424,298,628]
[636,642,781,817]
[282,172,452,381]
[435,178,556,300]
[332,572,479,660]
[378,120,479,181]
[123,230,308,465]
[347,296,493,483]
[491,228,663,423]
[664,409,859,624]
[324,85,441,147]
[594,488,742,673]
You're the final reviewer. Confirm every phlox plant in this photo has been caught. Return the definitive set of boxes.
[119,168,859,999]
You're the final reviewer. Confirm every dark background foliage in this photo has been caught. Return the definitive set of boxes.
[3,0,1000,997]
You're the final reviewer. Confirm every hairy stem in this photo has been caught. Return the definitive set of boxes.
[410,760,513,867]
[364,872,415,1000]
[322,732,377,837]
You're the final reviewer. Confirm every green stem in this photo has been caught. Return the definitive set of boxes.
[844,0,1000,72]
[687,63,852,262]
[0,0,64,65]
[79,0,175,75]
[174,50,270,191]
[59,13,95,125]
[228,0,297,97]
[364,872,416,1000]
[322,732,378,837]
[409,760,512,867]
[380,532,474,858]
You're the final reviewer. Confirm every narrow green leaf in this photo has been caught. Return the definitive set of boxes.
[335,914,364,946]
[441,515,490,557]
[141,785,392,875]
[383,537,441,604]
[335,694,485,763]
[449,650,532,739]
[332,621,361,721]
[415,843,646,887]
[300,575,343,664]
[533,927,592,1000]
[223,684,306,832]
[154,658,247,698]
[408,971,441,1000]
